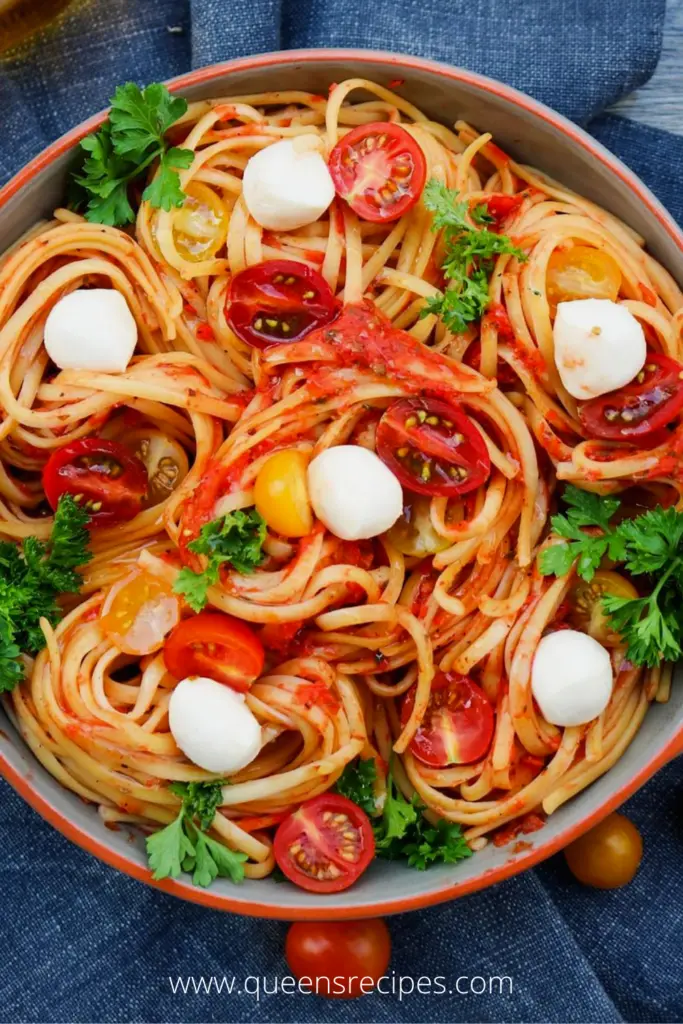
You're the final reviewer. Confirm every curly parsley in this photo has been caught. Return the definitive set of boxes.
[421,179,527,334]
[0,495,91,693]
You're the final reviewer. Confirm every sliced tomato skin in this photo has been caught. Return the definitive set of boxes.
[578,353,683,441]
[163,611,265,692]
[328,122,426,223]
[42,438,148,525]
[401,671,494,767]
[376,397,490,497]
[226,259,337,349]
[274,793,375,893]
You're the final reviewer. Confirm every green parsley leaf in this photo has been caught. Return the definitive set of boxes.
[335,757,379,817]
[617,506,683,576]
[0,495,91,694]
[374,773,419,851]
[421,180,527,334]
[538,485,624,582]
[174,509,267,612]
[146,779,246,889]
[401,817,472,870]
[70,82,192,227]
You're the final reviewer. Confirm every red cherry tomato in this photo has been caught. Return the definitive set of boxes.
[376,397,490,497]
[42,438,148,525]
[578,353,683,441]
[163,611,265,692]
[328,122,426,223]
[225,259,337,348]
[478,193,525,231]
[401,671,494,767]
[286,919,391,999]
[274,793,375,893]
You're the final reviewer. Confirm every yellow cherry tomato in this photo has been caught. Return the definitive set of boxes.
[125,428,190,508]
[569,569,638,647]
[172,182,228,262]
[254,449,313,538]
[564,812,643,889]
[386,494,450,556]
[547,246,622,308]
[100,568,180,655]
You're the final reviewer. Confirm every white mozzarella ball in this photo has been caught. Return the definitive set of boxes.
[553,298,646,400]
[44,289,137,373]
[307,445,403,541]
[169,676,262,775]
[531,630,613,726]
[242,136,335,232]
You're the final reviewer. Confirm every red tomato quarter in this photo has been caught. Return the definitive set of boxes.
[226,259,337,348]
[274,793,375,893]
[42,438,148,524]
[401,671,494,767]
[164,611,265,692]
[578,353,683,441]
[286,919,391,999]
[376,397,490,496]
[328,122,426,223]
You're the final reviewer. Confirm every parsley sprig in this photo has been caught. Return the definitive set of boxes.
[539,486,683,667]
[174,509,267,612]
[336,758,472,870]
[70,83,193,226]
[0,495,91,693]
[421,180,527,334]
[146,780,247,888]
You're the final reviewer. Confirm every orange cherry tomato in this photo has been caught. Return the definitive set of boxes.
[564,812,643,888]
[546,246,622,308]
[401,671,494,767]
[286,919,391,999]
[274,793,375,893]
[163,611,265,692]
[100,569,181,655]
[253,449,313,538]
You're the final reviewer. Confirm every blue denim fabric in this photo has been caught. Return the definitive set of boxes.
[1,2,683,1021]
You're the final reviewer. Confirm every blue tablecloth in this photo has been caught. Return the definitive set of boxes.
[1,2,682,1021]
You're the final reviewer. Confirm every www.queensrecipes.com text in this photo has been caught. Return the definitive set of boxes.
[168,973,514,1001]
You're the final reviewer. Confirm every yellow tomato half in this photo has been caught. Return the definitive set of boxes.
[547,246,622,308]
[569,569,638,647]
[125,428,190,508]
[386,495,450,557]
[173,182,228,262]
[100,568,181,655]
[254,449,313,538]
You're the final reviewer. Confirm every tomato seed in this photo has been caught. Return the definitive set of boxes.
[426,415,439,426]
[405,415,417,428]
[417,410,427,423]
[302,290,315,299]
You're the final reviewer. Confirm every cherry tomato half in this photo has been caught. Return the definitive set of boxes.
[578,353,683,441]
[569,569,638,648]
[254,449,313,538]
[328,122,427,223]
[42,438,148,524]
[125,428,190,508]
[286,919,391,999]
[226,259,337,348]
[547,246,622,308]
[401,671,494,767]
[479,193,525,231]
[376,397,490,497]
[100,568,180,655]
[274,793,375,893]
[173,182,229,262]
[564,812,643,888]
[164,611,265,692]
[386,494,450,557]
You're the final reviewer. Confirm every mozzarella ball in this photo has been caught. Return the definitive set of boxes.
[44,289,137,373]
[169,676,261,774]
[307,445,403,541]
[553,298,646,400]
[531,630,613,726]
[242,136,335,232]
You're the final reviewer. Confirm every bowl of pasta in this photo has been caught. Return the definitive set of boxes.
[0,48,682,919]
